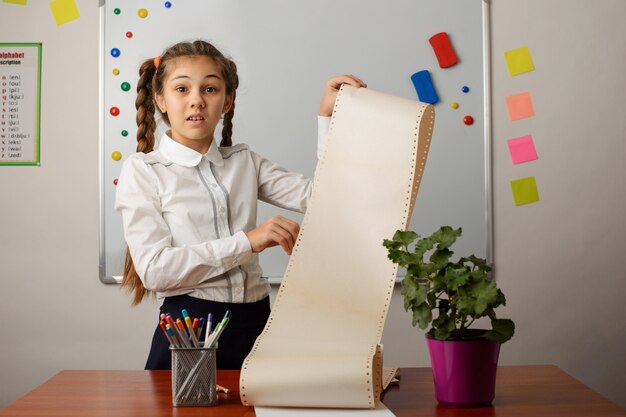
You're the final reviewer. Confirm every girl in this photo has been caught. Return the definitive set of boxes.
[115,39,365,370]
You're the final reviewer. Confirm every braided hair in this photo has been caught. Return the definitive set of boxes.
[122,40,240,305]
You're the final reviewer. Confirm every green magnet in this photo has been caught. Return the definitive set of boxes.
[121,82,131,92]
[121,130,128,137]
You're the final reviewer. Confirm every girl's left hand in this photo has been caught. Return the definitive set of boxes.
[319,75,367,117]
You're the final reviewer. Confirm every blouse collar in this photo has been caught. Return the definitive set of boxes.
[158,131,224,167]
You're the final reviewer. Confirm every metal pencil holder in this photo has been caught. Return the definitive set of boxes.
[171,345,217,407]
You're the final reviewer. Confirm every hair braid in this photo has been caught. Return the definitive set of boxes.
[221,97,235,147]
[135,59,158,153]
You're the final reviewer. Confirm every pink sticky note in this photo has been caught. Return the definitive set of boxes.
[505,92,535,121]
[507,134,538,164]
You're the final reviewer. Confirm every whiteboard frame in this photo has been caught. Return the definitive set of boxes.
[98,0,493,284]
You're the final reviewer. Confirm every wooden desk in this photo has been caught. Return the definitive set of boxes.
[0,366,623,417]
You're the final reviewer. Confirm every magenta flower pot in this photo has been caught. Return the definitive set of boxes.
[426,334,501,407]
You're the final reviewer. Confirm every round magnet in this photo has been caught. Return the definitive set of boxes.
[113,178,119,186]
[110,106,120,116]
[121,130,128,137]
[110,48,121,58]
[461,85,470,93]
[112,68,120,76]
[138,8,148,18]
[126,31,133,38]
[165,1,172,7]
[121,82,131,92]
[451,101,459,109]
[463,115,474,125]
[113,8,121,15]
[111,151,122,161]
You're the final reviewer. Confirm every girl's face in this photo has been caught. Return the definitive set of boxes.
[155,56,232,154]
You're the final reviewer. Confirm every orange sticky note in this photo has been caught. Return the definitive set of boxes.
[505,92,534,121]
[510,176,540,206]
[49,0,80,26]
[504,46,535,76]
[3,0,27,4]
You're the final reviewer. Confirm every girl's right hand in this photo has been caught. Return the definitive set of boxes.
[246,216,301,255]
[319,75,367,117]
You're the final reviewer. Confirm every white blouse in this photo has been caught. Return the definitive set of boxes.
[115,117,330,303]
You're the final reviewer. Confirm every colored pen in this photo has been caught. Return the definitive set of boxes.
[166,325,180,347]
[216,384,230,393]
[166,315,187,347]
[176,318,191,347]
[159,320,176,347]
[203,313,213,347]
[185,316,200,347]
[206,317,229,348]
[196,317,204,340]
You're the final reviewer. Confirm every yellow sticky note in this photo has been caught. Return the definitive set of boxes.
[504,46,535,76]
[510,176,539,206]
[49,0,80,26]
[3,0,28,4]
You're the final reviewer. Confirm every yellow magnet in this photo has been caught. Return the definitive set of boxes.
[138,8,148,18]
[111,151,122,161]
[451,101,459,109]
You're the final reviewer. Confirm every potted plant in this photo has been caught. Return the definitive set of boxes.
[383,226,515,407]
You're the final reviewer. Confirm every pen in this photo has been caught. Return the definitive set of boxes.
[206,316,229,348]
[185,316,200,347]
[216,384,230,393]
[203,313,213,347]
[176,318,191,347]
[159,320,176,347]
[166,324,179,348]
[166,315,188,348]
[196,317,204,340]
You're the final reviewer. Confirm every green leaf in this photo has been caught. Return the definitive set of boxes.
[443,267,470,291]
[431,226,462,249]
[470,279,498,315]
[485,318,515,343]
[414,237,434,258]
[433,315,456,340]
[392,230,419,247]
[429,248,453,269]
[412,303,432,330]
[401,278,429,307]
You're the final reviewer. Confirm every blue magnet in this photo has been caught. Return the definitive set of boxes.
[164,1,172,7]
[110,48,121,58]
[461,85,470,93]
[411,70,439,104]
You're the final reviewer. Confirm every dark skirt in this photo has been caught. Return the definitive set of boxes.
[144,294,270,370]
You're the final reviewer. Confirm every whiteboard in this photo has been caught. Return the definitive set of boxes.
[99,0,491,283]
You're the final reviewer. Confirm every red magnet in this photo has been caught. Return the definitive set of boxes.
[126,31,133,38]
[113,178,119,186]
[429,32,458,68]
[110,106,120,116]
[463,115,474,125]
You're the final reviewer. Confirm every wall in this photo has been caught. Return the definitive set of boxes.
[0,0,624,409]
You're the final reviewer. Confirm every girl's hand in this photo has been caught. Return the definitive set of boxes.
[246,216,300,255]
[319,75,367,117]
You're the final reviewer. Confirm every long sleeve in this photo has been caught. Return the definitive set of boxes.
[115,154,253,293]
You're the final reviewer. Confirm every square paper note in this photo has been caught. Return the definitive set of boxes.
[505,92,535,121]
[508,134,538,164]
[49,0,80,26]
[504,46,535,76]
[510,176,540,206]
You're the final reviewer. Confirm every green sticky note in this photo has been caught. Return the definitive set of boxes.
[504,46,535,76]
[3,0,28,4]
[49,0,80,26]
[510,176,539,206]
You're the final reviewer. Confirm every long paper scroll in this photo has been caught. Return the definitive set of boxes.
[240,85,435,409]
